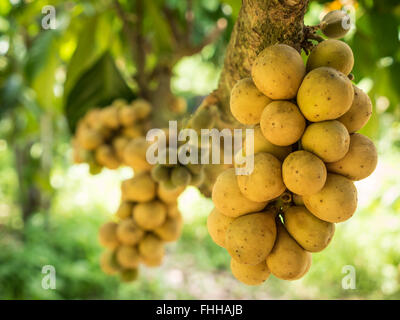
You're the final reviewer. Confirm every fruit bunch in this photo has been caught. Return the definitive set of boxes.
[72,98,152,173]
[208,18,377,285]
[98,171,184,282]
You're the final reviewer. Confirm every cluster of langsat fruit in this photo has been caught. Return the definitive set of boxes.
[72,98,152,173]
[208,32,377,284]
[98,172,184,282]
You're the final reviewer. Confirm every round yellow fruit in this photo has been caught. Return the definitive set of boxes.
[326,133,377,180]
[225,210,277,265]
[123,137,153,172]
[133,200,167,231]
[77,127,103,151]
[297,67,354,121]
[303,173,357,223]
[237,152,285,202]
[260,101,306,146]
[115,201,133,220]
[116,219,144,245]
[98,222,119,249]
[157,184,184,204]
[337,86,372,133]
[284,205,335,252]
[154,216,183,242]
[306,39,354,75]
[230,78,272,125]
[207,208,234,248]
[100,106,120,129]
[266,222,312,280]
[138,234,164,260]
[212,168,268,218]
[301,120,350,163]
[131,99,152,120]
[100,250,120,275]
[95,145,120,169]
[251,44,306,99]
[116,245,140,269]
[230,258,270,286]
[121,172,156,202]
[112,136,129,161]
[282,150,327,196]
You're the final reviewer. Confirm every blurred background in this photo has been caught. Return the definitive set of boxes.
[0,0,400,299]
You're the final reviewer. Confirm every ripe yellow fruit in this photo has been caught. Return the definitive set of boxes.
[337,86,372,133]
[122,125,144,139]
[141,254,163,267]
[112,136,130,161]
[123,137,153,172]
[212,168,268,218]
[284,206,335,252]
[306,39,354,75]
[95,145,120,169]
[116,219,144,245]
[230,78,272,125]
[225,210,277,265]
[131,99,152,120]
[297,67,354,122]
[119,105,138,126]
[303,173,357,223]
[100,106,120,129]
[260,101,306,146]
[99,222,119,249]
[115,202,133,220]
[157,183,184,204]
[230,258,270,286]
[100,250,120,275]
[207,208,234,248]
[77,128,103,150]
[321,10,351,39]
[326,133,377,181]
[282,150,327,196]
[133,200,167,231]
[154,216,183,242]
[116,245,140,269]
[121,172,156,202]
[237,152,285,202]
[138,234,164,260]
[266,222,312,280]
[301,120,350,163]
[251,44,306,99]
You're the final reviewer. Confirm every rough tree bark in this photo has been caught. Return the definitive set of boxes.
[214,0,309,123]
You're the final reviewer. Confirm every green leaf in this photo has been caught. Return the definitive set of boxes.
[0,74,24,116]
[65,52,135,133]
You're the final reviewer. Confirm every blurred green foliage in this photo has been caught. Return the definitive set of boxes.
[0,0,400,300]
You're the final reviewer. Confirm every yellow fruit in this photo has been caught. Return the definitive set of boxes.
[297,67,354,122]
[212,168,268,218]
[85,108,103,129]
[133,200,167,231]
[119,105,138,126]
[122,125,144,139]
[321,10,351,39]
[230,258,270,286]
[157,183,184,204]
[260,101,306,146]
[251,44,306,99]
[225,209,277,265]
[207,208,234,248]
[154,216,183,242]
[151,164,170,182]
[301,120,350,163]
[266,222,312,280]
[100,106,120,129]
[77,128,103,150]
[116,245,140,268]
[284,205,335,252]
[112,136,130,161]
[131,99,152,120]
[171,166,192,187]
[237,153,285,202]
[166,204,182,219]
[337,86,372,133]
[99,222,119,249]
[303,173,357,223]
[230,78,272,125]
[116,219,144,245]
[141,255,163,267]
[306,39,354,75]
[282,150,327,196]
[115,202,133,220]
[138,234,164,260]
[100,250,120,275]
[95,145,120,169]
[326,133,377,180]
[120,268,139,282]
[123,137,153,171]
[121,172,156,202]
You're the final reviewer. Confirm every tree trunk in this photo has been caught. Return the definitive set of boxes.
[215,0,309,122]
